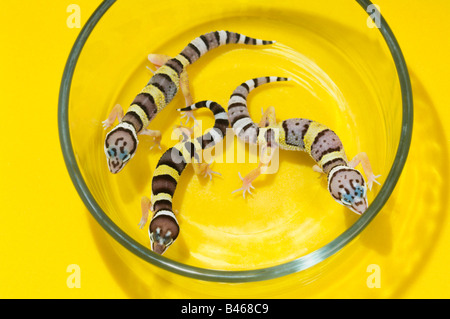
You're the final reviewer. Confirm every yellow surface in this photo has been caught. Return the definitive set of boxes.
[0,0,449,298]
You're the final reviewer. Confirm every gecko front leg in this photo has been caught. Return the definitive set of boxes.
[102,104,124,130]
[348,152,381,190]
[139,196,152,229]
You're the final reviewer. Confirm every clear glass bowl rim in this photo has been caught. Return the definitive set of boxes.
[58,0,413,283]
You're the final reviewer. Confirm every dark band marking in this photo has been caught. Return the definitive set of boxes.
[158,148,188,175]
[167,57,184,73]
[282,121,288,135]
[200,35,209,50]
[133,93,157,118]
[323,158,347,174]
[214,119,230,131]
[311,129,330,151]
[183,141,196,159]
[214,31,220,45]
[208,102,223,114]
[231,92,247,100]
[164,62,182,76]
[126,111,144,132]
[152,199,173,212]
[228,102,246,110]
[241,122,254,133]
[188,43,201,57]
[317,146,342,162]
[226,31,231,44]
[150,82,167,100]
[152,174,178,196]
[230,114,250,127]
[131,100,152,122]
[265,128,276,147]
[240,82,250,92]
[179,52,191,64]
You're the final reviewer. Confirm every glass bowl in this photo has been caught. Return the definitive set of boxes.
[58,0,412,284]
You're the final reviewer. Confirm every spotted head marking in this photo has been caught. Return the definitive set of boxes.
[327,166,368,215]
[104,122,138,174]
[149,210,180,255]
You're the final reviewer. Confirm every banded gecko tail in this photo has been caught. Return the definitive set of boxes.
[175,31,276,66]
[228,76,290,144]
[177,100,229,150]
[148,100,229,254]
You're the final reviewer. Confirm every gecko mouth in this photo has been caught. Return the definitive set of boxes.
[108,159,123,173]
[152,243,168,255]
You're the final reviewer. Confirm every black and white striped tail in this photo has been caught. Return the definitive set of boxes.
[178,100,229,150]
[178,31,276,65]
[228,76,290,143]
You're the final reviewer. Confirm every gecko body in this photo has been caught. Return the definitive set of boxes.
[229,76,380,215]
[140,100,229,254]
[103,31,275,174]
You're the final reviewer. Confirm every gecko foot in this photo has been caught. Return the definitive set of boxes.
[231,172,255,199]
[149,136,162,150]
[366,173,382,191]
[179,110,199,127]
[140,129,162,150]
[194,161,221,181]
[102,119,114,130]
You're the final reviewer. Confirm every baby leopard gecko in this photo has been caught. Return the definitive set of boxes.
[138,100,229,254]
[229,76,380,215]
[102,31,276,174]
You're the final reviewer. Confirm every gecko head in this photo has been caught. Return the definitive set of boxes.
[104,123,138,174]
[149,210,180,255]
[327,166,368,215]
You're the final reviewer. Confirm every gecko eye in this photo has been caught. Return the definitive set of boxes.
[121,153,131,162]
[341,193,353,206]
[355,185,366,198]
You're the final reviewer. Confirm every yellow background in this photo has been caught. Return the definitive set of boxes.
[0,0,449,298]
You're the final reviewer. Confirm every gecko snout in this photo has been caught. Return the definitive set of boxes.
[328,166,368,215]
[148,212,180,255]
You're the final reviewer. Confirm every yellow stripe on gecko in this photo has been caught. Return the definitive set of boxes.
[153,164,181,182]
[140,84,166,111]
[318,150,348,168]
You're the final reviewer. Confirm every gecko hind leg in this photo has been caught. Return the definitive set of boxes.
[232,145,277,198]
[259,106,277,128]
[139,128,162,150]
[178,71,197,126]
[193,160,221,181]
